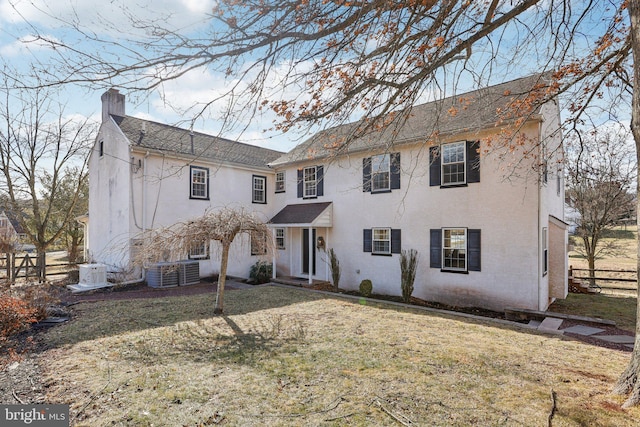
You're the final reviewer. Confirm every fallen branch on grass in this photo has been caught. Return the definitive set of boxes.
[372,397,414,426]
[12,389,25,404]
[548,389,557,427]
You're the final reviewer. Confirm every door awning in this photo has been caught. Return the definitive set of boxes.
[269,202,332,227]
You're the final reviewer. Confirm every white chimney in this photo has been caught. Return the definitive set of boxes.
[101,88,125,123]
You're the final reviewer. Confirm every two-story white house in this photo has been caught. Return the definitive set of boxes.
[88,74,568,311]
[88,89,284,278]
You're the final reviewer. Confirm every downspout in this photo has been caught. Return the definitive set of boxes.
[140,151,150,282]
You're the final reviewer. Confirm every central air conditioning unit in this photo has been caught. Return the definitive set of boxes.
[146,262,180,288]
[79,264,108,286]
[178,260,200,286]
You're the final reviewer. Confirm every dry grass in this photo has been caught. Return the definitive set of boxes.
[40,286,640,426]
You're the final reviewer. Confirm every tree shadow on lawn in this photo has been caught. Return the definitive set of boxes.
[42,286,322,350]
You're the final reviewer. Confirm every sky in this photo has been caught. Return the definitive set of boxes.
[0,0,304,153]
[0,0,632,155]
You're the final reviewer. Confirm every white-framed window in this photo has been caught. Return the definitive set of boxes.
[251,231,267,255]
[275,228,286,249]
[372,227,391,255]
[542,227,548,276]
[275,171,285,193]
[190,166,209,199]
[189,241,209,260]
[371,154,390,192]
[441,141,466,185]
[442,228,466,271]
[303,166,317,198]
[253,175,267,204]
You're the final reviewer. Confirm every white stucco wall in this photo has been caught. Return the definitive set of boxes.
[129,151,275,278]
[271,107,564,311]
[87,119,132,270]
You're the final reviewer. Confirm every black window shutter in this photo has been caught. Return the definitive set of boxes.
[390,152,401,190]
[363,229,372,252]
[391,229,402,254]
[429,147,441,186]
[297,169,303,198]
[430,229,442,268]
[468,229,481,271]
[363,157,372,192]
[317,165,324,196]
[466,141,481,183]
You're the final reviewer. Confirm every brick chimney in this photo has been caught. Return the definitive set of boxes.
[101,88,125,123]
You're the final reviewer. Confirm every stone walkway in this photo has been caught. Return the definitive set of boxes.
[530,317,636,350]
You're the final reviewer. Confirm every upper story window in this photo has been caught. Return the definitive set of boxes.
[99,140,104,157]
[363,153,400,193]
[252,175,267,204]
[304,166,317,198]
[429,141,480,187]
[275,171,285,193]
[190,166,209,200]
[442,141,466,185]
[371,154,390,192]
[297,165,324,198]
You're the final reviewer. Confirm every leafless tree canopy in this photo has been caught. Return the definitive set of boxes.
[0,79,95,279]
[9,1,631,142]
[566,125,636,275]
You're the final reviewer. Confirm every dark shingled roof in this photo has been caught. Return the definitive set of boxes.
[112,115,283,168]
[269,73,550,167]
[270,202,332,225]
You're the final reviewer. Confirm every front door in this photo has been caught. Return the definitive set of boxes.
[302,229,316,275]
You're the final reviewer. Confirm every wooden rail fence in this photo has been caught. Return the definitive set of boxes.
[569,266,637,292]
[0,253,78,282]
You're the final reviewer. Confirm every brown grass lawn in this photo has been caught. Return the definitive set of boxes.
[41,286,640,426]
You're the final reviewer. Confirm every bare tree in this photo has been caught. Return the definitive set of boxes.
[9,0,640,406]
[0,78,95,281]
[133,208,274,314]
[566,125,636,285]
[42,166,88,263]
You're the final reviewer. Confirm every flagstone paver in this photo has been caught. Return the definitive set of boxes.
[596,335,636,344]
[561,325,605,336]
[538,317,564,334]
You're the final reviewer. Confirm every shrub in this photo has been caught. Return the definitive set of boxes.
[249,261,273,284]
[327,248,340,291]
[359,279,373,297]
[400,249,419,303]
[0,294,38,340]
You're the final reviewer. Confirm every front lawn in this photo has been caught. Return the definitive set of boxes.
[43,286,639,426]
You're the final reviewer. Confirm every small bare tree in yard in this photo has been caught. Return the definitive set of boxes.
[566,125,637,286]
[134,208,273,314]
[0,78,94,281]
